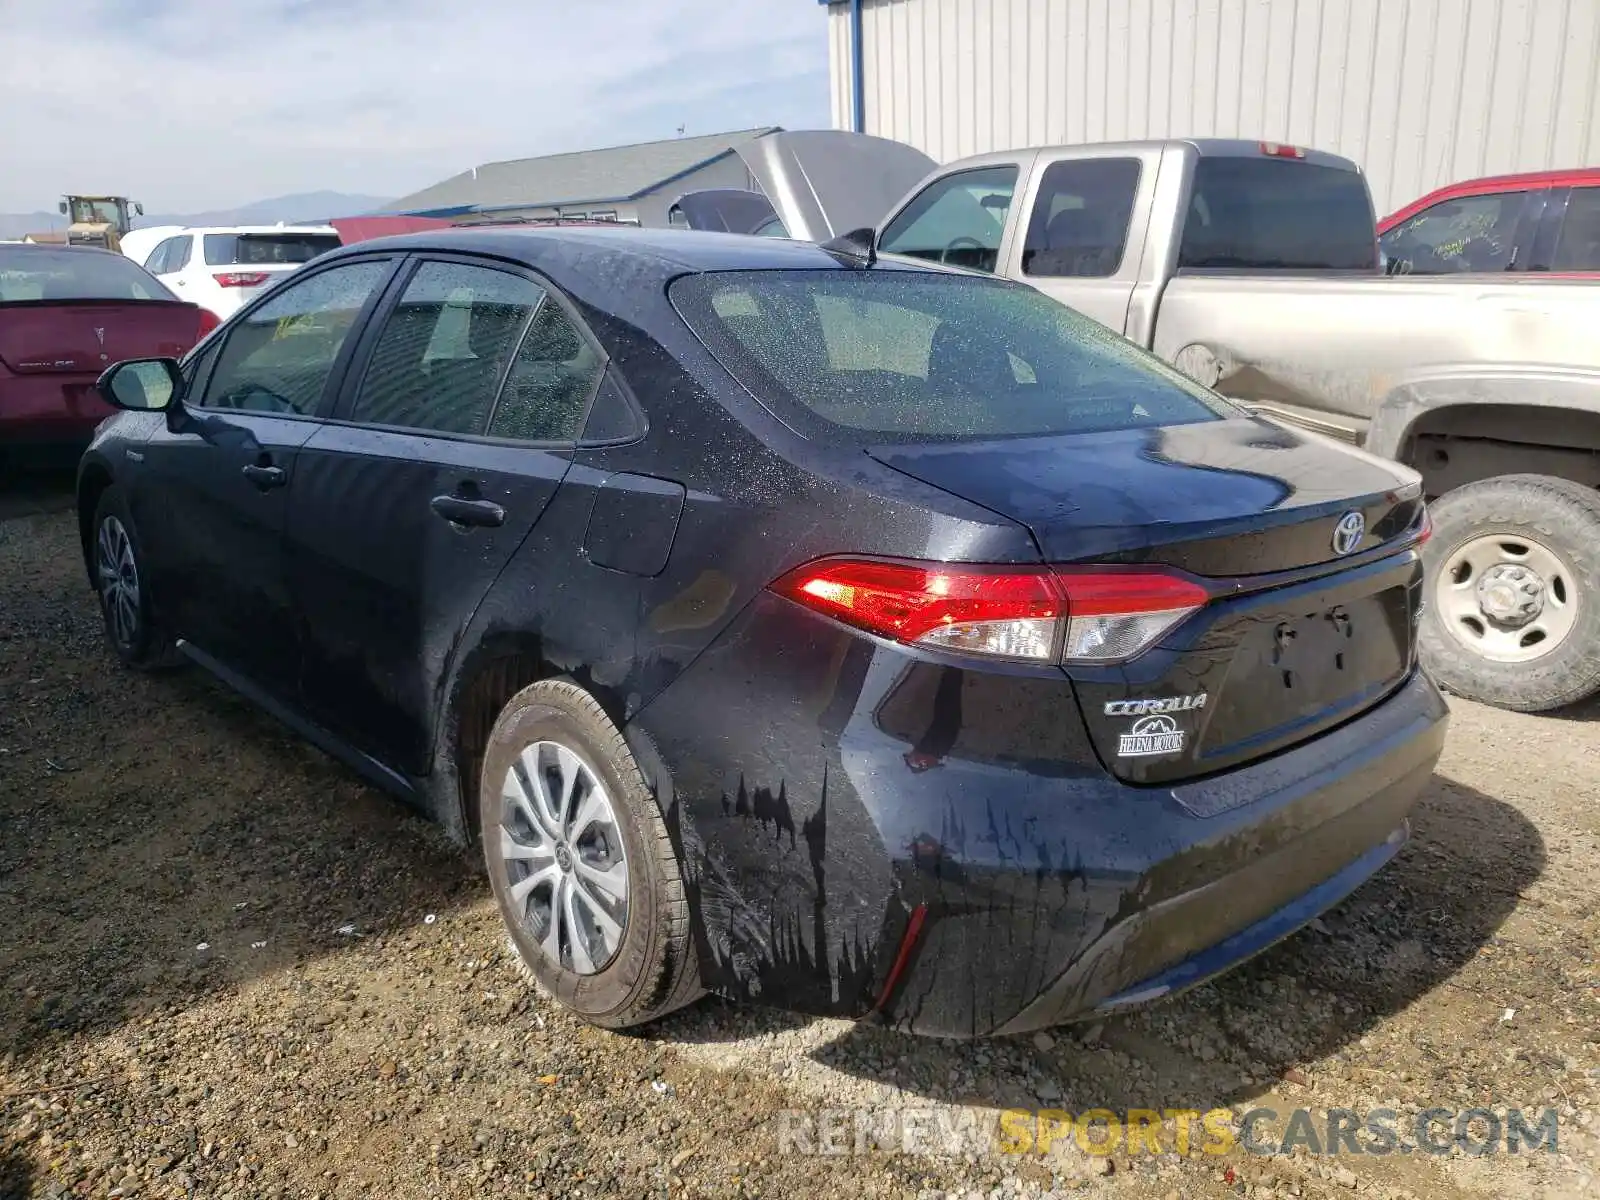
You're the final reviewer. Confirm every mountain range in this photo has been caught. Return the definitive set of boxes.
[0,191,394,240]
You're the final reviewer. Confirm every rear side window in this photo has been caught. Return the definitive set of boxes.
[203,233,340,267]
[489,299,604,442]
[0,247,174,302]
[1551,187,1600,272]
[1179,158,1377,270]
[671,269,1230,444]
[878,166,1017,274]
[1023,158,1142,278]
[351,261,544,436]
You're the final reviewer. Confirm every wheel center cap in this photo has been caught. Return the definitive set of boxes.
[554,843,573,873]
[1476,563,1544,627]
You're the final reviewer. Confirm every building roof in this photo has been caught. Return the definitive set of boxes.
[385,127,781,216]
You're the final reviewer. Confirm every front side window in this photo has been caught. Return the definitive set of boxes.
[671,269,1230,444]
[1551,187,1600,272]
[878,166,1018,274]
[349,261,544,436]
[1379,190,1527,273]
[196,259,389,415]
[165,235,192,272]
[1023,157,1142,278]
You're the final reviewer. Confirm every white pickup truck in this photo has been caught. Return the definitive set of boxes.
[677,135,1600,713]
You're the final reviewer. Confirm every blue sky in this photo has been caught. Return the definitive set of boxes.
[1,0,832,211]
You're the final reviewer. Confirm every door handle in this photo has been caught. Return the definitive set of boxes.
[242,463,287,490]
[431,494,505,528]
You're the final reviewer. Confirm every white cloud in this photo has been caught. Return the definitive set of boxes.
[0,0,831,211]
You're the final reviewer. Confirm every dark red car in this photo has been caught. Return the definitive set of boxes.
[1378,168,1600,276]
[1,244,218,464]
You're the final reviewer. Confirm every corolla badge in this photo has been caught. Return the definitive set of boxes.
[1117,714,1186,758]
[1332,510,1365,556]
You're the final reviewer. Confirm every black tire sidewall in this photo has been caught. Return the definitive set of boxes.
[1419,476,1600,711]
[478,687,668,1023]
[91,487,160,668]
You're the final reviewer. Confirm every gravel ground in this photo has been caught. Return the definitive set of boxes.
[2,489,1597,1200]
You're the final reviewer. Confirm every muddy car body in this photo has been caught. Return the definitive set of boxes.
[77,227,1444,1037]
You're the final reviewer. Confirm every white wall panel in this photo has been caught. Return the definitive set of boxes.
[825,0,1600,214]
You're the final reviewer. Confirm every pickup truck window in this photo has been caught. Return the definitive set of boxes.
[1551,188,1600,272]
[878,165,1017,274]
[671,269,1229,444]
[1022,158,1141,278]
[1379,191,1525,274]
[1179,158,1376,271]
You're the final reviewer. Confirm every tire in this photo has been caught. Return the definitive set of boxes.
[479,679,701,1028]
[90,486,183,671]
[1419,473,1600,712]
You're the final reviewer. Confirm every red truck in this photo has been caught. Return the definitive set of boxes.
[1,244,218,466]
[1378,168,1600,277]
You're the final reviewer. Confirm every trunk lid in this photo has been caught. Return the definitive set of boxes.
[868,417,1425,786]
[0,300,200,375]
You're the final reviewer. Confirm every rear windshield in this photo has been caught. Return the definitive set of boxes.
[1178,158,1377,271]
[0,246,174,302]
[670,269,1232,443]
[203,233,339,266]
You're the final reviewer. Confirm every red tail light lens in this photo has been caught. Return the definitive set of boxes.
[195,307,221,340]
[773,559,1209,664]
[1414,506,1433,546]
[213,272,270,288]
[1259,141,1307,159]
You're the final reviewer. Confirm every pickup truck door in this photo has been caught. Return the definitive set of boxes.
[1000,146,1165,335]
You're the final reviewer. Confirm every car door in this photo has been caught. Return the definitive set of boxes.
[1009,152,1153,333]
[150,233,194,295]
[130,255,398,701]
[287,255,604,776]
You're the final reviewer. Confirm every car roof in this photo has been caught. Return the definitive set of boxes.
[181,225,339,236]
[325,224,928,276]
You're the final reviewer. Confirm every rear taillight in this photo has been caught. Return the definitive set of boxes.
[1053,569,1211,662]
[773,559,1209,664]
[1415,506,1433,546]
[196,307,221,339]
[213,272,270,288]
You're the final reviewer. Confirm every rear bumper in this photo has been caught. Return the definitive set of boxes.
[628,593,1448,1039]
[1,373,114,447]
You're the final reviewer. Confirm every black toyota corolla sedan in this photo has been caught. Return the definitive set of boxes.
[78,227,1447,1037]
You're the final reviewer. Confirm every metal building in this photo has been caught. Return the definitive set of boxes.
[822,0,1600,215]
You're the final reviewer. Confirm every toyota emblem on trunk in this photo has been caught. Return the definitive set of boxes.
[1332,510,1365,556]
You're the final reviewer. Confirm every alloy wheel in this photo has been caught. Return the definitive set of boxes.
[96,516,141,649]
[499,740,630,975]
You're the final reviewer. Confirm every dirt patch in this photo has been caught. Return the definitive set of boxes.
[2,496,1596,1199]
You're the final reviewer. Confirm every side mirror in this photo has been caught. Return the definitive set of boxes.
[96,358,183,413]
[58,201,68,215]
[134,202,145,216]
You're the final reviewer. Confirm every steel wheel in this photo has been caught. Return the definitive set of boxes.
[1434,532,1580,664]
[96,515,142,650]
[498,740,630,975]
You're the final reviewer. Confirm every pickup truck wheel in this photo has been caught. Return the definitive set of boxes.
[1419,474,1600,712]
[479,679,702,1029]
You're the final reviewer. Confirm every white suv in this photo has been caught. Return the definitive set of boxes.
[142,225,341,319]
